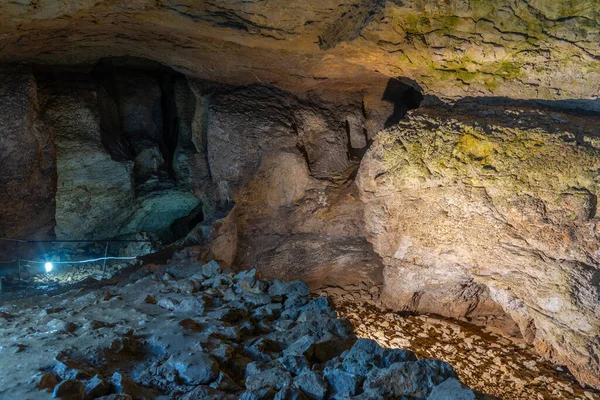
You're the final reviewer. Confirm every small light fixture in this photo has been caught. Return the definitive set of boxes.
[44,262,53,273]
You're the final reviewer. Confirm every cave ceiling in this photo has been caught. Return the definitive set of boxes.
[1,0,600,107]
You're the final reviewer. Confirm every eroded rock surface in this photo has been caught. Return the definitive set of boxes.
[175,82,387,289]
[319,284,600,400]
[1,1,600,108]
[357,103,600,388]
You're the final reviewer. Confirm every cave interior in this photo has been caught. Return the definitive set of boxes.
[1,1,600,400]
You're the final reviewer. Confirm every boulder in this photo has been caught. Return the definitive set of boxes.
[357,104,600,388]
[427,378,476,400]
[293,371,328,400]
[52,379,85,400]
[168,352,219,385]
[363,358,457,398]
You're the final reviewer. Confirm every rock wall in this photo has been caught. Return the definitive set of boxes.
[357,103,600,388]
[184,82,386,289]
[37,65,201,240]
[0,67,56,241]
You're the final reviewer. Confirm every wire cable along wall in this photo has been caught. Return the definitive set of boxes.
[0,238,152,281]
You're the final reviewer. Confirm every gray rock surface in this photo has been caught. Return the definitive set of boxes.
[428,378,476,400]
[38,67,200,240]
[1,1,600,108]
[9,260,476,400]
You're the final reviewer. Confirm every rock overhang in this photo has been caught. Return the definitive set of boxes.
[1,0,600,110]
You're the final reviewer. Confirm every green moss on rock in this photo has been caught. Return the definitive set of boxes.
[378,108,600,204]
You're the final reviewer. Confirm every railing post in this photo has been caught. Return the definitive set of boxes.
[16,241,21,282]
[102,241,109,279]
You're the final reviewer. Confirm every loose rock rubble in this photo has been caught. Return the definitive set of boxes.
[1,261,478,399]
[318,285,600,400]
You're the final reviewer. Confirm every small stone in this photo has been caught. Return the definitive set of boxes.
[427,378,475,400]
[157,297,179,311]
[110,372,143,396]
[210,371,242,392]
[284,335,315,358]
[243,292,271,306]
[34,372,59,391]
[239,388,278,400]
[274,387,308,400]
[84,375,112,399]
[324,369,361,398]
[268,280,310,298]
[294,371,327,400]
[52,379,85,400]
[284,295,308,310]
[202,260,222,278]
[245,365,291,391]
[168,352,219,385]
[278,354,310,375]
[244,338,282,363]
[364,358,456,398]
[47,318,68,331]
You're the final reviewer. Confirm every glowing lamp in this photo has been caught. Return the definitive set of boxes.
[44,262,53,273]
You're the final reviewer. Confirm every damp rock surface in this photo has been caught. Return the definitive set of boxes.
[0,261,476,400]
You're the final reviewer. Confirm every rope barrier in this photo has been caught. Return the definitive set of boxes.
[0,237,144,282]
[21,256,138,265]
[0,238,152,243]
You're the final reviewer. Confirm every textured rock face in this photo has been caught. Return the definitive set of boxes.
[0,0,599,391]
[37,66,200,240]
[357,103,600,388]
[0,67,56,241]
[180,82,385,288]
[1,1,600,108]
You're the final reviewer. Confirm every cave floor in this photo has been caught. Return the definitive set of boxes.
[318,287,600,400]
[1,265,599,400]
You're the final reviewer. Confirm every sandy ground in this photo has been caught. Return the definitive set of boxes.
[319,286,600,400]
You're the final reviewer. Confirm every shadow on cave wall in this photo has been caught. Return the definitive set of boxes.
[454,96,600,116]
[382,77,424,128]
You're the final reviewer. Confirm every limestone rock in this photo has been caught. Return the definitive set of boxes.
[21,259,476,399]
[1,1,600,108]
[38,68,200,240]
[363,358,457,398]
[357,103,600,389]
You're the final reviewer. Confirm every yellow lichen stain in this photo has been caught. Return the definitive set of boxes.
[455,133,497,160]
